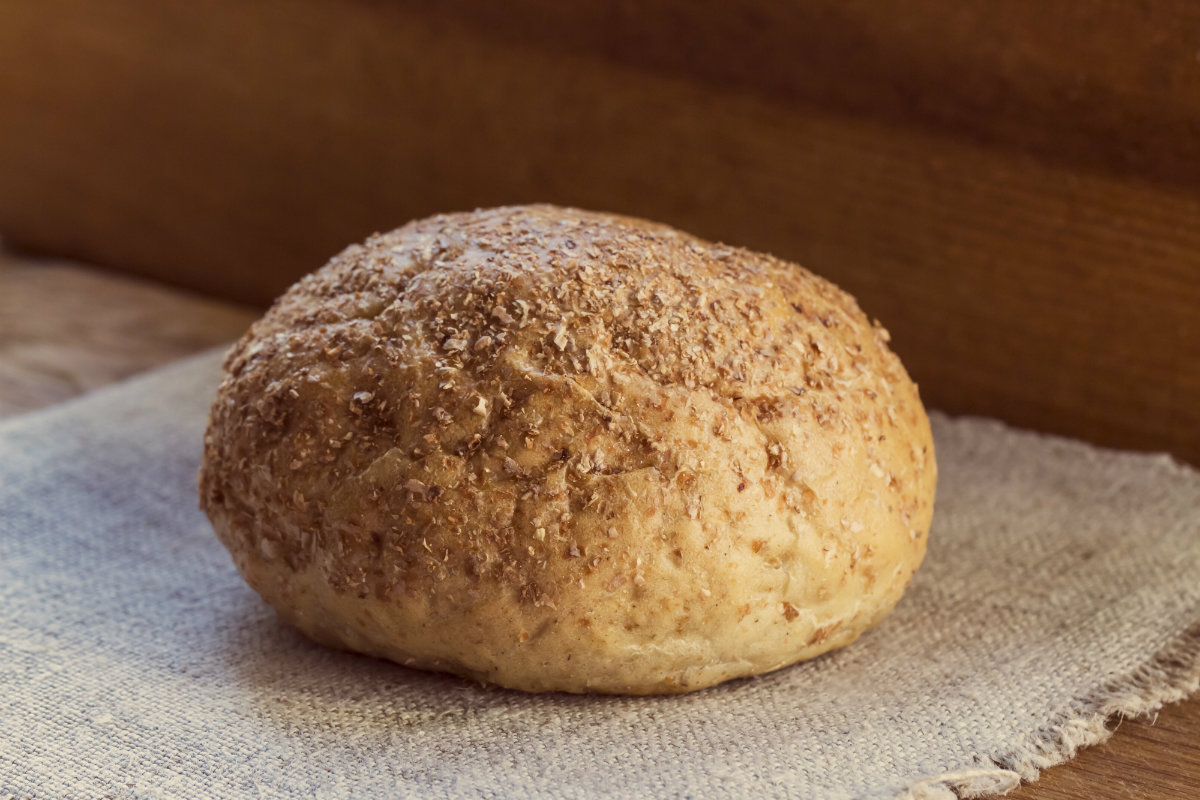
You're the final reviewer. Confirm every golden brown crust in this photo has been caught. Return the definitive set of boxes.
[199,204,936,693]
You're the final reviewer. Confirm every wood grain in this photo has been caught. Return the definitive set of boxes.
[1007,700,1200,799]
[0,2,1197,465]
[0,250,256,417]
[413,0,1200,191]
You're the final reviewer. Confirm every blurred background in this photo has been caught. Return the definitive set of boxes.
[1,3,1199,795]
[0,0,1197,456]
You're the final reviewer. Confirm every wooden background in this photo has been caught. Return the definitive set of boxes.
[1,2,1198,796]
[1,0,1198,465]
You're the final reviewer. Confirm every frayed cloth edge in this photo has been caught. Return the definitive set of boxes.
[895,618,1200,800]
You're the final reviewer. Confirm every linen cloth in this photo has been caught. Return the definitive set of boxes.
[1,351,1197,800]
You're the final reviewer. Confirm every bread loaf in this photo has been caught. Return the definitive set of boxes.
[199,205,936,693]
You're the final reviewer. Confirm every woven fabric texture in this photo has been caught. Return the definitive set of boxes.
[2,351,1198,800]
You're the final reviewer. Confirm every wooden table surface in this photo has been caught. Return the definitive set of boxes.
[1,250,1196,799]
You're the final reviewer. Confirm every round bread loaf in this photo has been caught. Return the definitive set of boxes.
[199,205,936,694]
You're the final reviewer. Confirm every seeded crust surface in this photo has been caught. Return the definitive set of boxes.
[199,205,936,694]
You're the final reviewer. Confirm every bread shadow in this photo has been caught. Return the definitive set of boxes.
[211,591,856,795]
[213,570,1002,743]
[219,595,519,728]
[215,590,731,737]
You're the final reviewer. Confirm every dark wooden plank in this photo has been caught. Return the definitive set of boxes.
[409,0,1200,191]
[1,1,1198,465]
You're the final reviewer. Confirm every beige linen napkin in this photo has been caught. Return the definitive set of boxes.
[1,351,1197,799]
